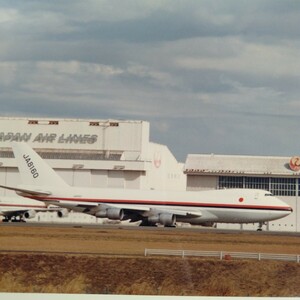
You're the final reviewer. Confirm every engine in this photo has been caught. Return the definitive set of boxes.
[148,213,176,226]
[23,210,36,219]
[57,208,69,218]
[95,208,124,220]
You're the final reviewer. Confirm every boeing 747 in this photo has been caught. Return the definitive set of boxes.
[0,143,293,229]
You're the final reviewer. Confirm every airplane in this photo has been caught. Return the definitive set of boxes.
[0,142,293,230]
[0,195,68,222]
[0,196,47,222]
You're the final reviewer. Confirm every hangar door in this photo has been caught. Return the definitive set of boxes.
[108,170,124,188]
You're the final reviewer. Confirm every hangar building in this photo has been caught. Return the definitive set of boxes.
[184,154,299,232]
[0,116,298,232]
[0,117,186,223]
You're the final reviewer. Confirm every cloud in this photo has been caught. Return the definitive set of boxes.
[0,8,19,23]
[0,0,300,161]
[175,38,300,77]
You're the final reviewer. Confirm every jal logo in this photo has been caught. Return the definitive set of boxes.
[153,152,161,168]
[289,156,300,172]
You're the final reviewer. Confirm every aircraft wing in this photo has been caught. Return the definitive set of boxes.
[0,205,65,221]
[0,208,46,217]
[76,202,202,219]
[102,203,202,217]
[0,183,203,223]
[1,209,28,218]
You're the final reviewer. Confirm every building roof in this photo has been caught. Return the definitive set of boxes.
[184,154,300,176]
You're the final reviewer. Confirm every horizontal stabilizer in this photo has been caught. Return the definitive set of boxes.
[0,184,51,197]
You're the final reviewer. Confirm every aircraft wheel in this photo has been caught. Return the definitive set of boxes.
[139,220,157,227]
[257,222,264,231]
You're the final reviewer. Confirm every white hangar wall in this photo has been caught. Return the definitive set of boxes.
[0,117,186,223]
[184,154,300,232]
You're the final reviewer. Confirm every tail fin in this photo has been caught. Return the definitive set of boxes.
[11,142,68,188]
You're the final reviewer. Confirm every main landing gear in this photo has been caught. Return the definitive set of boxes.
[139,219,157,227]
[257,222,266,231]
[2,216,26,223]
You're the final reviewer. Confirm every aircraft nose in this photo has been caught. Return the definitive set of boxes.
[276,197,293,214]
[285,206,293,214]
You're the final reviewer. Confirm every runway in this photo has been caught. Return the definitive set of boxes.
[1,222,300,256]
[1,221,300,236]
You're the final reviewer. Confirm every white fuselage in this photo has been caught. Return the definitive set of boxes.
[26,187,292,224]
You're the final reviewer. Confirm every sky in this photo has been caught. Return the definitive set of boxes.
[1,0,300,162]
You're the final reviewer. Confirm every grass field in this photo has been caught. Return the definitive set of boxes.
[0,225,300,296]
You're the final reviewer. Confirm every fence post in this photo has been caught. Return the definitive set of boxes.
[182,250,185,259]
[144,249,147,257]
[258,253,261,261]
[220,251,223,260]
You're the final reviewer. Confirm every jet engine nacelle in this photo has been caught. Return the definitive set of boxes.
[24,210,36,219]
[57,208,69,218]
[95,208,124,220]
[148,213,176,226]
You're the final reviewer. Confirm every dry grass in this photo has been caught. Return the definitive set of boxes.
[0,225,300,296]
[0,254,300,296]
[0,270,86,293]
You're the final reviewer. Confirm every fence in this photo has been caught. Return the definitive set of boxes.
[144,249,300,263]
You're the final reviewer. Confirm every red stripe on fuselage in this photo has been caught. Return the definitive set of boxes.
[0,204,46,209]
